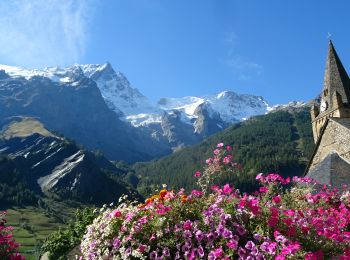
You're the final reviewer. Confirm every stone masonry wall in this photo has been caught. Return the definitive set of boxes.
[309,119,350,171]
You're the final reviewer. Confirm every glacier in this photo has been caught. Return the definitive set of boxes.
[0,63,273,129]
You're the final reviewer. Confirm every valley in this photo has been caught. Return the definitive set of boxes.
[0,63,313,259]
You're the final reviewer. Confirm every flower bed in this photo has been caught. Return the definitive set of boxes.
[80,144,350,259]
[0,211,24,260]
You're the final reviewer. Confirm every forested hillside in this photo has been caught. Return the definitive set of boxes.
[133,108,314,196]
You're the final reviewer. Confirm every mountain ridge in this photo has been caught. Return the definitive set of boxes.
[0,63,309,158]
[0,117,141,206]
[132,108,314,196]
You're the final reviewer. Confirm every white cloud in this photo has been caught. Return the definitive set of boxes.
[0,0,94,68]
[223,32,262,81]
[226,57,263,80]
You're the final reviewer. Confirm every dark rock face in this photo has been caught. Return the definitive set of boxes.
[0,74,170,162]
[160,111,200,148]
[193,103,228,137]
[0,133,140,205]
[0,70,9,80]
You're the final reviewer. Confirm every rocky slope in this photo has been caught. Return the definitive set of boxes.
[0,118,140,205]
[0,63,300,155]
[0,66,170,162]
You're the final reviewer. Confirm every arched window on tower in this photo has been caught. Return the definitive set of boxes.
[324,89,329,97]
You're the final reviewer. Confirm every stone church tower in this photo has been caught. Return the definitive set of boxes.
[310,40,350,143]
[305,41,350,187]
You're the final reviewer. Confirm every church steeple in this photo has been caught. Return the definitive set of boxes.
[311,41,350,143]
[321,40,350,108]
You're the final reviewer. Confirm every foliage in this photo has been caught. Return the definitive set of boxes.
[195,143,240,194]
[0,167,38,207]
[5,204,80,260]
[0,211,24,260]
[80,143,350,259]
[41,207,98,260]
[292,110,314,158]
[0,155,39,207]
[134,109,314,197]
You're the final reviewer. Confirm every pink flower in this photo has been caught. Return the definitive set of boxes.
[191,189,203,197]
[256,173,264,180]
[183,220,192,230]
[237,225,246,235]
[283,209,295,217]
[283,218,293,227]
[226,145,232,151]
[125,212,134,221]
[214,247,223,258]
[305,250,324,260]
[138,216,148,224]
[111,210,122,218]
[270,207,279,217]
[259,187,268,193]
[213,149,220,155]
[272,195,281,204]
[193,171,201,178]
[267,242,277,255]
[268,217,279,227]
[156,204,171,215]
[211,185,220,191]
[281,242,301,255]
[286,226,297,237]
[280,177,291,185]
[227,239,238,249]
[138,244,147,253]
[250,205,261,216]
[223,184,233,194]
[206,158,212,164]
[239,199,246,207]
[217,142,224,148]
[223,156,231,164]
[113,238,121,249]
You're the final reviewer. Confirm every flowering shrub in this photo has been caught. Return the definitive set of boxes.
[80,144,350,259]
[195,143,241,195]
[42,207,99,260]
[0,211,24,260]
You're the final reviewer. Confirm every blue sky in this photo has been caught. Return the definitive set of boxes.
[0,0,350,105]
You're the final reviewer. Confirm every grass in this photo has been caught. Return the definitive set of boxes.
[1,117,54,139]
[6,206,64,260]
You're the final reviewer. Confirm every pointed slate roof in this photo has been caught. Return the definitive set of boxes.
[306,152,350,189]
[322,40,350,107]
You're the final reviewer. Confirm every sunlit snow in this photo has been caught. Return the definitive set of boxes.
[0,63,286,129]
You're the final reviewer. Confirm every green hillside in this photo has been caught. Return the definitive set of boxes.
[133,108,314,196]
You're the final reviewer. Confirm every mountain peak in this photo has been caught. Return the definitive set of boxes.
[79,62,115,78]
[157,91,270,125]
[216,90,236,99]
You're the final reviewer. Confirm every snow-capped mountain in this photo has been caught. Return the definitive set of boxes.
[0,63,163,126]
[0,64,85,84]
[0,63,271,126]
[269,101,308,112]
[0,64,171,162]
[80,63,161,116]
[0,63,273,150]
[79,63,163,126]
[79,63,272,127]
[158,91,271,124]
